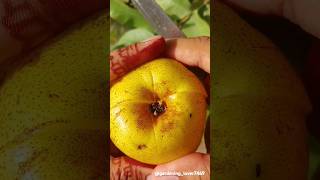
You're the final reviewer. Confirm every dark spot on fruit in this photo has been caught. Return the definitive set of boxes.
[16,95,20,105]
[161,81,167,84]
[137,144,147,150]
[49,93,60,98]
[114,108,121,117]
[276,126,282,135]
[189,113,192,118]
[256,163,261,178]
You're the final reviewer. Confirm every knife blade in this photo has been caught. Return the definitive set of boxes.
[131,0,186,38]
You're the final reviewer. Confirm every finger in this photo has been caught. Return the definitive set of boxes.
[110,36,165,84]
[165,37,210,73]
[222,0,320,38]
[110,156,154,180]
[148,153,210,180]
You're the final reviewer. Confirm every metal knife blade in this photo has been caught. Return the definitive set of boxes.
[131,0,186,38]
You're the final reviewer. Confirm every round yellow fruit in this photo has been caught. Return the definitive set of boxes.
[213,2,311,179]
[0,13,107,179]
[110,59,207,165]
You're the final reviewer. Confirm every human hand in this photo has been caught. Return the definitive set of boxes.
[110,36,210,83]
[109,36,210,179]
[223,0,320,38]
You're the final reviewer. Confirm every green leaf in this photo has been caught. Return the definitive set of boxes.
[182,7,210,37]
[112,28,154,51]
[189,0,208,10]
[110,19,128,46]
[110,0,152,30]
[199,3,210,24]
[110,0,210,49]
[155,0,192,21]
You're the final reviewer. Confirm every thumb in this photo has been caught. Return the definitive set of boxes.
[165,37,210,73]
[148,153,210,180]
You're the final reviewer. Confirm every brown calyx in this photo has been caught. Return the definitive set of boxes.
[150,100,167,117]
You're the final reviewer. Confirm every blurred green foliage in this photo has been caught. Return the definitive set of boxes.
[110,0,210,50]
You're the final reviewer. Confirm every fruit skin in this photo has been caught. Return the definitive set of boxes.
[0,13,107,179]
[213,2,312,180]
[110,59,207,165]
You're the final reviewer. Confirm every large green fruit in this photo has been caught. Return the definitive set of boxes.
[0,13,107,179]
[213,2,312,180]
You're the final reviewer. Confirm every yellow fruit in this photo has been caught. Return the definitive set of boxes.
[110,59,207,165]
[0,13,107,179]
[213,2,312,180]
